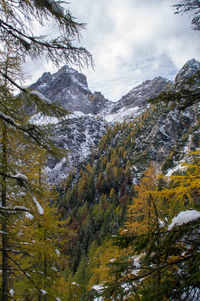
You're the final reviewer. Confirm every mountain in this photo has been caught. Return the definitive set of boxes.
[30,64,170,121]
[175,58,200,88]
[28,58,200,300]
[30,65,111,115]
[29,59,200,185]
[111,76,170,111]
[100,76,170,122]
[55,58,200,290]
[45,115,107,185]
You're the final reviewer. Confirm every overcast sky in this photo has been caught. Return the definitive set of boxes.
[24,0,200,102]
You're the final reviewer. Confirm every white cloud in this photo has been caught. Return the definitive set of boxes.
[23,0,200,101]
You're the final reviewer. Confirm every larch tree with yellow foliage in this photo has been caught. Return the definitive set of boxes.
[100,152,200,300]
[0,0,91,299]
[125,162,160,234]
[6,149,70,300]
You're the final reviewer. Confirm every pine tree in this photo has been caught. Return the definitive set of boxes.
[0,0,92,74]
[0,120,9,301]
[125,162,160,234]
[0,52,30,301]
[4,150,69,300]
[0,1,92,297]
[173,0,200,30]
[0,77,66,299]
[12,196,69,300]
[100,153,200,300]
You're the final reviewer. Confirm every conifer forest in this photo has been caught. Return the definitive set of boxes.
[0,0,200,300]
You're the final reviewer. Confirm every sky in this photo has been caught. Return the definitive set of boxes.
[24,0,200,102]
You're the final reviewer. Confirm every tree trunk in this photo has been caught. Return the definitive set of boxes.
[44,231,47,301]
[1,122,9,301]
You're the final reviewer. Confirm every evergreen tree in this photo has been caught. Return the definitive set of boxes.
[0,0,92,74]
[0,148,69,300]
[12,193,69,300]
[174,0,200,30]
[0,1,91,298]
[100,152,200,300]
[0,52,31,301]
[125,162,160,234]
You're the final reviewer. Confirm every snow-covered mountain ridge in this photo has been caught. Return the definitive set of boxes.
[30,65,111,115]
[30,59,200,184]
[30,59,200,124]
[30,65,173,123]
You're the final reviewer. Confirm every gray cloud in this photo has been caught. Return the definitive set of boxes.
[23,0,200,101]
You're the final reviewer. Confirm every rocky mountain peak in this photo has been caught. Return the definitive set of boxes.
[57,65,77,74]
[110,76,170,114]
[175,58,200,84]
[54,65,89,92]
[29,58,200,185]
[30,65,111,115]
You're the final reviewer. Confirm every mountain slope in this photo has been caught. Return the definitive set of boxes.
[29,59,200,185]
[56,59,200,278]
[46,115,107,185]
[26,58,200,300]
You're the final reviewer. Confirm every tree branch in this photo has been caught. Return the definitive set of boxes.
[7,254,43,295]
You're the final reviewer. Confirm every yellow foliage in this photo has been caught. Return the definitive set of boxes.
[88,241,126,289]
[125,162,160,234]
[109,187,116,199]
[162,152,200,215]
[86,163,91,173]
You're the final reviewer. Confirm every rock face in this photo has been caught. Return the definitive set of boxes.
[30,66,171,119]
[30,65,111,114]
[100,76,171,123]
[30,58,200,184]
[146,107,197,161]
[175,59,200,86]
[111,76,171,112]
[46,116,107,185]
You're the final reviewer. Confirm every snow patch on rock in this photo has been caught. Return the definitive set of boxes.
[33,197,44,215]
[168,210,200,230]
[104,106,141,123]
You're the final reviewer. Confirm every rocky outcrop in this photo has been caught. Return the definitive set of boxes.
[147,107,197,162]
[30,65,111,114]
[175,58,200,88]
[46,115,107,185]
[111,76,171,113]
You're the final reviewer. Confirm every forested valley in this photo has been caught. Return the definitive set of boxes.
[0,1,200,300]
